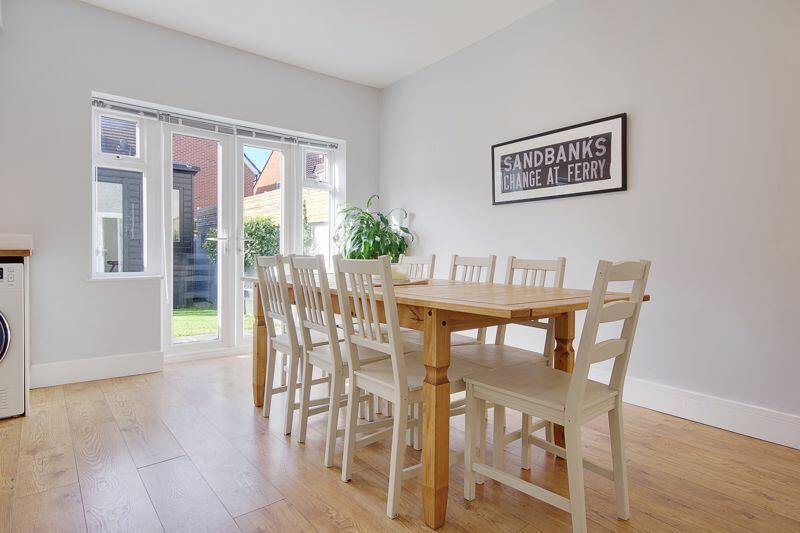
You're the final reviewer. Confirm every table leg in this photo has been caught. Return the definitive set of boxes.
[252,283,267,407]
[553,311,575,448]
[422,309,451,529]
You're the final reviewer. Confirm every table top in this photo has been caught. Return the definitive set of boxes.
[244,276,650,319]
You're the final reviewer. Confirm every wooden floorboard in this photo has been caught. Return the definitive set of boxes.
[2,355,797,532]
[139,456,239,533]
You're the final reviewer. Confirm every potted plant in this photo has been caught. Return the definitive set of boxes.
[334,195,413,262]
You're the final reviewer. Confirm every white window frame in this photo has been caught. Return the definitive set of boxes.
[90,108,162,280]
[299,146,338,263]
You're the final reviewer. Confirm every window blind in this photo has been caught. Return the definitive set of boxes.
[91,98,339,150]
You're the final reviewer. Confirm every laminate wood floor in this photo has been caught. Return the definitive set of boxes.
[1,354,798,532]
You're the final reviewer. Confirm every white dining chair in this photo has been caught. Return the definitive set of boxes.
[490,255,567,464]
[290,254,386,467]
[256,254,327,435]
[398,253,436,280]
[335,255,484,519]
[449,254,497,346]
[463,260,651,533]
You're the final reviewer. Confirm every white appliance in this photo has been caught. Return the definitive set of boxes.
[0,259,26,418]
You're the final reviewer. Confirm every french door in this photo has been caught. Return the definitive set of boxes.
[163,124,336,356]
[163,124,236,354]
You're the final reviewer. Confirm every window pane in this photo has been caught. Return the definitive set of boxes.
[96,168,144,273]
[100,116,138,157]
[172,134,221,344]
[242,144,283,336]
[304,150,328,183]
[303,188,331,261]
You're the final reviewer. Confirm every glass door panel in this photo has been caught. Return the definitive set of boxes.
[241,142,284,336]
[171,132,222,344]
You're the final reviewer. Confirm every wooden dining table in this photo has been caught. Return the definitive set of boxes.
[245,276,649,529]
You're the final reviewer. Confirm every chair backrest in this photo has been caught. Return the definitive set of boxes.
[449,254,497,283]
[495,256,567,345]
[449,254,497,343]
[334,255,408,393]
[398,254,436,280]
[566,260,651,415]
[255,254,298,349]
[288,254,342,364]
[504,256,566,288]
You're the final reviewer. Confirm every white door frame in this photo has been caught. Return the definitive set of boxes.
[163,124,236,356]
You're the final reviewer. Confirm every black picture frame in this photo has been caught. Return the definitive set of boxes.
[491,113,627,205]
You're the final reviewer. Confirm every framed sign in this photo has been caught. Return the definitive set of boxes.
[492,113,626,205]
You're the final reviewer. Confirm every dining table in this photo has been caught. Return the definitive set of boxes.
[245,275,649,529]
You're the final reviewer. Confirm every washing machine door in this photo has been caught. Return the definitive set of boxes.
[0,312,10,363]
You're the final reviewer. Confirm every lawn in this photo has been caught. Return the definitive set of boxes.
[172,307,255,338]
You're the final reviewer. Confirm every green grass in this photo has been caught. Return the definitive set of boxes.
[173,308,218,337]
[172,307,255,338]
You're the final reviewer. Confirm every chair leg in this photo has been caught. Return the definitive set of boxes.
[386,401,393,417]
[376,397,384,415]
[545,420,554,445]
[521,413,532,470]
[492,405,506,469]
[324,369,344,468]
[283,352,299,435]
[412,403,421,450]
[565,423,588,533]
[280,353,288,386]
[366,393,375,422]
[296,358,314,443]
[341,384,361,482]
[387,396,409,518]
[262,345,277,418]
[406,404,413,447]
[477,399,487,484]
[609,406,630,520]
[463,387,478,501]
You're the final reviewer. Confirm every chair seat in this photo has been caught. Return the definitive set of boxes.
[309,340,388,369]
[451,343,547,369]
[355,352,485,397]
[272,327,337,351]
[464,362,617,416]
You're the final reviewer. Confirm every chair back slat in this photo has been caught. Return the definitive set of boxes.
[608,261,647,282]
[589,339,628,364]
[334,255,408,393]
[449,255,496,283]
[566,259,651,413]
[598,301,637,323]
[398,254,436,280]
[256,255,298,349]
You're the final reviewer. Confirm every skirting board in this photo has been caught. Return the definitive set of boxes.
[590,368,800,450]
[165,345,250,364]
[31,351,163,388]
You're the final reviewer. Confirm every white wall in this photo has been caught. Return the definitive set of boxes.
[380,0,800,444]
[0,0,380,380]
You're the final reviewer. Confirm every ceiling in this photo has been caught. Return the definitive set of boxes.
[78,0,554,88]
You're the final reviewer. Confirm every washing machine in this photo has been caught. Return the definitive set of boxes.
[0,258,26,418]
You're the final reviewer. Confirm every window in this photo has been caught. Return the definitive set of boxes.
[302,148,335,260]
[100,115,139,157]
[91,108,158,278]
